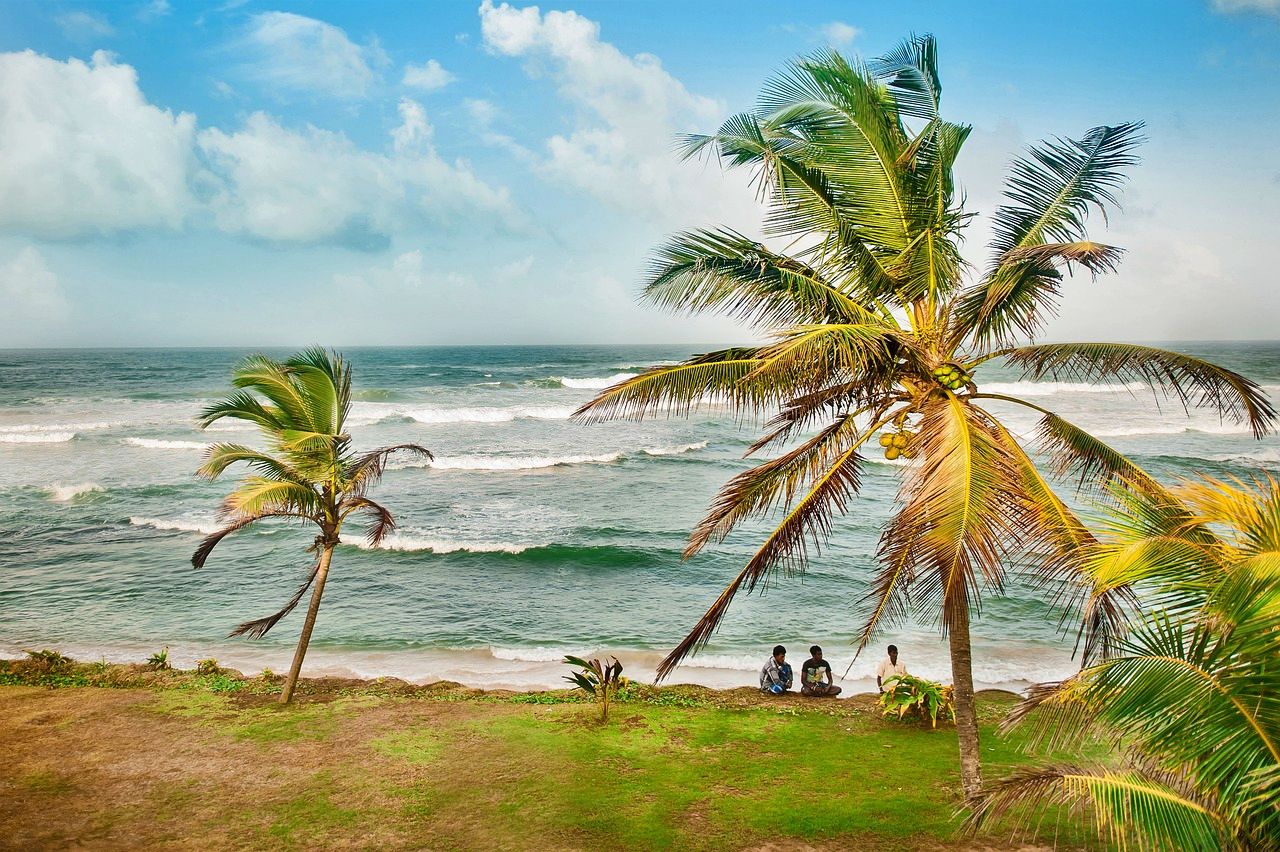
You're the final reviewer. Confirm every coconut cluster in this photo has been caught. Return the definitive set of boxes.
[877,429,916,461]
[932,363,970,391]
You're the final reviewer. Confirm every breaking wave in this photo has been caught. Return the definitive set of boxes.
[47,482,104,502]
[980,380,1149,397]
[554,373,637,390]
[124,438,209,450]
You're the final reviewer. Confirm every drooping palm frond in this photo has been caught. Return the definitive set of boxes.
[970,763,1225,852]
[1032,411,1168,496]
[868,395,1024,636]
[341,496,397,547]
[686,413,865,558]
[643,228,888,328]
[191,511,303,570]
[343,443,434,496]
[571,348,767,423]
[1006,342,1276,438]
[657,438,866,681]
[954,122,1145,345]
[227,560,322,639]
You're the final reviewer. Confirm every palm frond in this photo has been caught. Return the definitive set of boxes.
[870,33,941,121]
[191,511,306,569]
[643,228,888,329]
[221,477,321,518]
[197,443,309,485]
[970,763,1224,851]
[955,122,1144,344]
[657,439,865,681]
[1034,411,1168,496]
[571,348,765,423]
[872,395,1024,636]
[342,444,434,495]
[227,560,321,639]
[1007,342,1276,438]
[686,414,863,557]
[341,497,397,547]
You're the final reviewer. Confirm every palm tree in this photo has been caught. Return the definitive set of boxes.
[574,36,1275,799]
[193,348,431,704]
[972,474,1280,849]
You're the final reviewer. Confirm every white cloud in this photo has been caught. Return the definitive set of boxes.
[0,247,70,340]
[477,1,754,226]
[136,0,171,22]
[0,50,196,238]
[0,51,517,246]
[198,99,519,247]
[239,12,379,99]
[54,10,114,40]
[465,98,498,125]
[821,21,860,46]
[1210,0,1280,14]
[402,58,455,91]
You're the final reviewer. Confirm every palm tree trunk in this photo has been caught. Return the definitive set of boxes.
[948,600,983,801]
[279,544,335,705]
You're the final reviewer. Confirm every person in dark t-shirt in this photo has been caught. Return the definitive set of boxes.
[800,645,841,697]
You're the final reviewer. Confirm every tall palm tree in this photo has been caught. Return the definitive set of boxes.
[193,348,431,704]
[972,474,1280,850]
[574,37,1275,798]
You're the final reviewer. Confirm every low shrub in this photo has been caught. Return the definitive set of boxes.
[879,674,954,728]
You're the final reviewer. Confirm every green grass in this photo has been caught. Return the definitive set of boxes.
[0,659,1106,850]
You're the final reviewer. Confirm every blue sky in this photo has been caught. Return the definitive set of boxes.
[0,0,1277,347]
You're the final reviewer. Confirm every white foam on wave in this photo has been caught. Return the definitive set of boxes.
[426,452,623,471]
[350,402,575,426]
[391,442,706,472]
[981,380,1149,397]
[1091,423,1254,438]
[124,437,209,450]
[129,516,222,535]
[640,441,707,456]
[0,420,117,434]
[346,534,533,554]
[0,431,75,443]
[555,372,637,390]
[490,646,584,662]
[47,482,104,502]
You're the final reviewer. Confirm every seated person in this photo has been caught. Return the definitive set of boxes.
[759,645,793,694]
[876,644,909,693]
[800,645,842,697]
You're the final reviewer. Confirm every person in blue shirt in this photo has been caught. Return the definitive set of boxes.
[759,645,793,694]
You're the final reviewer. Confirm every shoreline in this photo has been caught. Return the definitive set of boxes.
[2,639,1063,696]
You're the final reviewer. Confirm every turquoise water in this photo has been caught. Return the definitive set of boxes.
[1,344,1276,690]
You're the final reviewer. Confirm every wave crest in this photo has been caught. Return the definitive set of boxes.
[124,438,208,450]
[0,431,75,443]
[345,535,533,554]
[555,373,637,390]
[47,482,104,502]
[129,516,222,535]
[981,380,1148,397]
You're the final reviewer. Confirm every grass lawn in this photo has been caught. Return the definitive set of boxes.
[0,657,1101,850]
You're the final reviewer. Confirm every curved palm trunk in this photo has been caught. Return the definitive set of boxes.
[948,600,983,800]
[279,544,335,705]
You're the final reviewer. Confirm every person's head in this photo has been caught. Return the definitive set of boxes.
[772,644,786,663]
[888,644,898,663]
[809,645,822,660]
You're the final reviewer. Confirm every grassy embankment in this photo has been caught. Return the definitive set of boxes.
[0,655,1100,850]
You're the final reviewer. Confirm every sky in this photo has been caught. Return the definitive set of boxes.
[0,0,1277,348]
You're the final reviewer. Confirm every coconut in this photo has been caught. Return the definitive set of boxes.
[885,447,901,460]
[878,434,893,447]
[892,434,907,449]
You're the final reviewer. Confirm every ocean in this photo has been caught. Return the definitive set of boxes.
[1,343,1277,692]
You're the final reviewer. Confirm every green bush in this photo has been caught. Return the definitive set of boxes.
[879,675,954,728]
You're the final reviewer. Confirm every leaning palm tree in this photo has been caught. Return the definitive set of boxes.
[972,474,1280,849]
[574,36,1274,798]
[193,348,430,704]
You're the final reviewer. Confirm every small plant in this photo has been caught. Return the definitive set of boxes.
[879,674,954,728]
[563,655,624,722]
[260,667,276,681]
[146,647,171,671]
[24,649,70,672]
[195,658,220,675]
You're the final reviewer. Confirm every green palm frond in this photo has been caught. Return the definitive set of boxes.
[870,33,941,121]
[191,511,303,570]
[955,122,1144,345]
[1006,342,1276,437]
[642,228,887,328]
[342,444,434,496]
[571,348,768,423]
[221,477,322,519]
[686,414,865,558]
[874,395,1023,633]
[970,764,1224,851]
[657,437,866,681]
[197,443,310,486]
[1032,411,1168,496]
[198,389,281,432]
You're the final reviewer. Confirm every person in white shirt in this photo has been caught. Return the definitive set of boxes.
[875,644,908,693]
